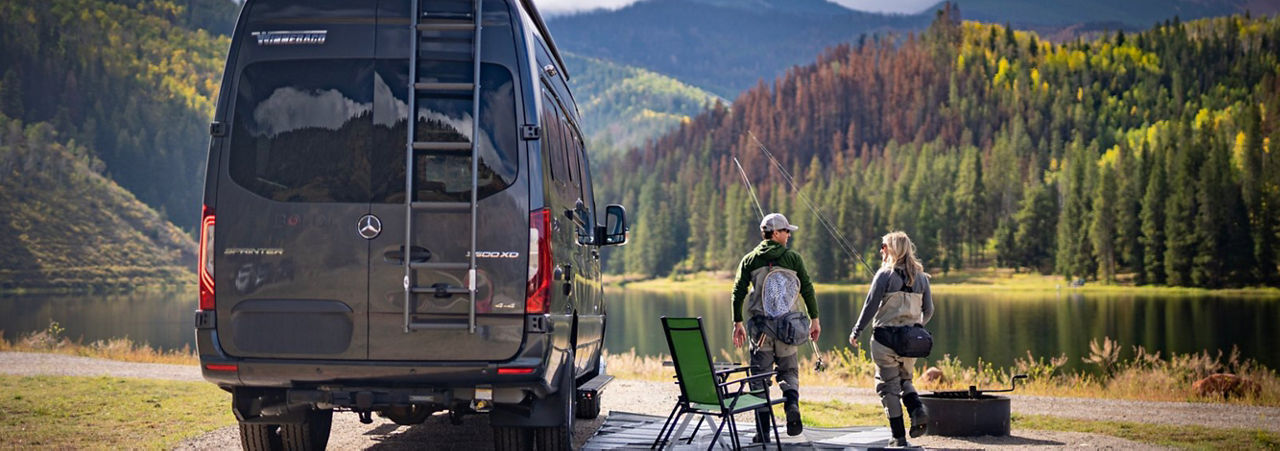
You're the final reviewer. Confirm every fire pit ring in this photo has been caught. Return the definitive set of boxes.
[919,374,1026,437]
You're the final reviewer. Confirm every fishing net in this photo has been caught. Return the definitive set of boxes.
[762,269,800,318]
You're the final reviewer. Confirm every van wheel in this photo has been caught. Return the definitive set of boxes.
[493,425,531,450]
[279,409,332,451]
[239,423,282,451]
[534,349,575,450]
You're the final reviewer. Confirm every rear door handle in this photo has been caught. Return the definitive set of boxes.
[384,246,431,264]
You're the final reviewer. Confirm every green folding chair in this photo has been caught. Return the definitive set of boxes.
[654,316,782,450]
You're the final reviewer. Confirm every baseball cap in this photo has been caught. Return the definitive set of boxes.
[760,213,798,232]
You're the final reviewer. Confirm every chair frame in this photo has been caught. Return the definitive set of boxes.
[653,316,783,450]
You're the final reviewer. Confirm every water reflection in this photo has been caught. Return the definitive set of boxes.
[603,288,1280,372]
[0,287,1275,372]
[0,289,197,351]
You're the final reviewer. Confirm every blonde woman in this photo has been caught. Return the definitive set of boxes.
[849,231,934,447]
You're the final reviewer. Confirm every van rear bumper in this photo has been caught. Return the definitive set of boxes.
[196,323,557,402]
[201,356,551,394]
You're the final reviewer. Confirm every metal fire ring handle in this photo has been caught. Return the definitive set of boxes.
[981,374,1029,394]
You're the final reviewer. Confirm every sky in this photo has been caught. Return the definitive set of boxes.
[533,0,937,16]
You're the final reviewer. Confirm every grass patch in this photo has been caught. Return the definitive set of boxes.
[792,399,1279,449]
[1011,413,1280,450]
[0,321,198,365]
[605,342,1280,407]
[0,374,233,449]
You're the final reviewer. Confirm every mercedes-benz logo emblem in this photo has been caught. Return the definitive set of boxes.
[357,214,382,240]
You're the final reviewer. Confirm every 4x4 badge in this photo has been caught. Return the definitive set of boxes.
[357,215,381,240]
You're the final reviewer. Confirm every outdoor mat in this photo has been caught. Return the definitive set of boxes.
[582,411,895,450]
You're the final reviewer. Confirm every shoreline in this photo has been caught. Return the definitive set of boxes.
[608,270,1280,297]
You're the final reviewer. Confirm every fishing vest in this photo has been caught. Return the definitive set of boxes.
[872,270,924,328]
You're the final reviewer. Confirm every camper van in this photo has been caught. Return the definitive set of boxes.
[194,0,627,449]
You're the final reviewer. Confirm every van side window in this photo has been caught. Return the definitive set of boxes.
[542,93,561,182]
[561,114,575,185]
[577,143,596,224]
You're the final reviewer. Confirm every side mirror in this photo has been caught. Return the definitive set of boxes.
[599,204,628,246]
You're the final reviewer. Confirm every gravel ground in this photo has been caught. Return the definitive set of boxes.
[4,352,1275,449]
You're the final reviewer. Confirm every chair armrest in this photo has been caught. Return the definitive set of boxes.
[714,366,752,376]
[717,371,776,389]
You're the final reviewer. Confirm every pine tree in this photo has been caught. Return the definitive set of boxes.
[1115,143,1145,281]
[1165,123,1198,286]
[1240,103,1274,283]
[1140,145,1167,285]
[1191,127,1231,288]
[1057,138,1095,280]
[1091,161,1118,283]
[683,175,713,271]
[624,177,661,276]
[1014,181,1058,273]
[954,146,986,264]
[994,217,1017,269]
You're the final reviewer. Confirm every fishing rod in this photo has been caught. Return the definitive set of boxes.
[732,157,766,220]
[745,131,878,278]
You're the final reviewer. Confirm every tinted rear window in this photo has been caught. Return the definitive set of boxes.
[229,59,374,203]
[229,59,518,203]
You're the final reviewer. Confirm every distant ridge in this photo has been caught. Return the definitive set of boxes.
[0,117,196,291]
[564,53,724,154]
[548,0,936,97]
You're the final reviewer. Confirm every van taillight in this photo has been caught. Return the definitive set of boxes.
[198,205,215,311]
[526,208,552,314]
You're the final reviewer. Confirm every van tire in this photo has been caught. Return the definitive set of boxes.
[239,423,281,451]
[279,409,332,451]
[493,425,530,450]
[534,348,575,450]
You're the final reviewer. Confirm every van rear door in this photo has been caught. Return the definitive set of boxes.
[215,22,377,360]
[364,0,527,361]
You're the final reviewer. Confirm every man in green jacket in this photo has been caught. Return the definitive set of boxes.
[732,213,821,438]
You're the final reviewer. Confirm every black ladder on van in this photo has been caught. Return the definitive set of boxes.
[403,0,483,333]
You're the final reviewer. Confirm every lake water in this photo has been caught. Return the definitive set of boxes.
[2,287,1277,372]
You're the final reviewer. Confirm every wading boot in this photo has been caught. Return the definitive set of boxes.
[902,392,929,438]
[783,390,803,436]
[887,416,911,448]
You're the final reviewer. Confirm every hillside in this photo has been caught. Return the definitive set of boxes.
[950,0,1272,29]
[547,0,936,98]
[0,116,197,291]
[0,0,228,231]
[564,53,724,154]
[598,9,1280,289]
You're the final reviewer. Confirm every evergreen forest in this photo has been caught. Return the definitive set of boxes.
[598,6,1280,288]
[0,0,228,231]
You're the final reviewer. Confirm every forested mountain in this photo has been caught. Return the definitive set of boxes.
[954,0,1271,29]
[0,115,197,290]
[101,0,241,36]
[547,0,937,98]
[0,0,228,231]
[563,53,724,154]
[599,7,1280,288]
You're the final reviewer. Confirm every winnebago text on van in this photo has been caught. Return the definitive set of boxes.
[194,0,627,449]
